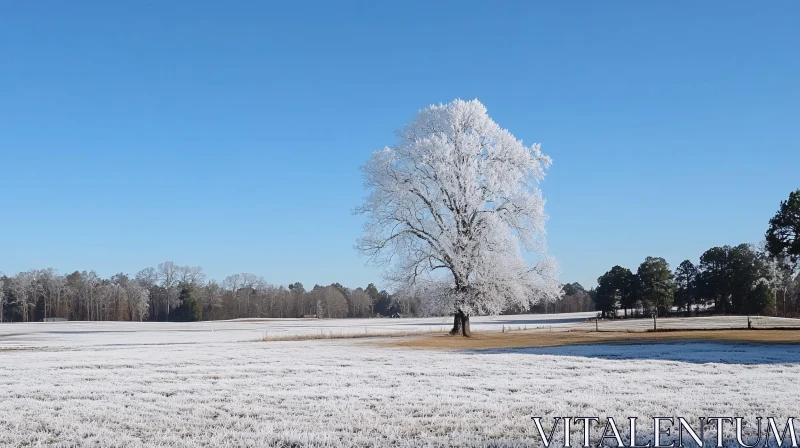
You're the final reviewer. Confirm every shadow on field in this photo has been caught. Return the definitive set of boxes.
[471,341,800,365]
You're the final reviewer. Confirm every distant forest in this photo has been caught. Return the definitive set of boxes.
[0,264,414,323]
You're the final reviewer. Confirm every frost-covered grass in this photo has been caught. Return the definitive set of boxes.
[2,314,796,349]
[0,312,596,348]
[1,315,799,447]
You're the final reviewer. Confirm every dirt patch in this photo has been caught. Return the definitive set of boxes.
[385,329,800,350]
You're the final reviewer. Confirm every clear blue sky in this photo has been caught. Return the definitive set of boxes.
[1,1,798,290]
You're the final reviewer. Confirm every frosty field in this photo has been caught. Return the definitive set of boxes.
[0,313,597,348]
[2,314,800,447]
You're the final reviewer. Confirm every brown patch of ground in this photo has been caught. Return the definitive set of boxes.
[385,329,800,350]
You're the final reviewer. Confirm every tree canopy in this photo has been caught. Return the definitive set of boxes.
[637,257,675,316]
[766,189,800,264]
[594,266,635,318]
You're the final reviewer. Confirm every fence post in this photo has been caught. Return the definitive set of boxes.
[595,317,598,332]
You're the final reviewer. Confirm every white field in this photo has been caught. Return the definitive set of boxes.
[0,312,597,348]
[1,314,799,447]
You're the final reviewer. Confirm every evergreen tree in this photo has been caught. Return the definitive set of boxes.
[674,260,699,315]
[697,244,771,315]
[766,189,800,264]
[745,281,775,315]
[171,286,201,322]
[636,257,675,316]
[592,282,615,318]
[593,269,629,318]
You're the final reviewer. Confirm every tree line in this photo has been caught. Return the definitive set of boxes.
[0,262,417,323]
[590,247,789,318]
[0,261,598,323]
[591,189,800,318]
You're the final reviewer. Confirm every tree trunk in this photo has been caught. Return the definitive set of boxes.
[449,312,462,335]
[449,310,471,337]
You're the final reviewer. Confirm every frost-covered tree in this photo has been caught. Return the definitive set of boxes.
[11,272,34,322]
[202,281,224,319]
[238,273,260,317]
[320,285,348,319]
[222,273,259,318]
[157,261,179,320]
[348,287,372,318]
[356,99,560,336]
[178,265,206,287]
[762,253,794,316]
[124,282,150,321]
